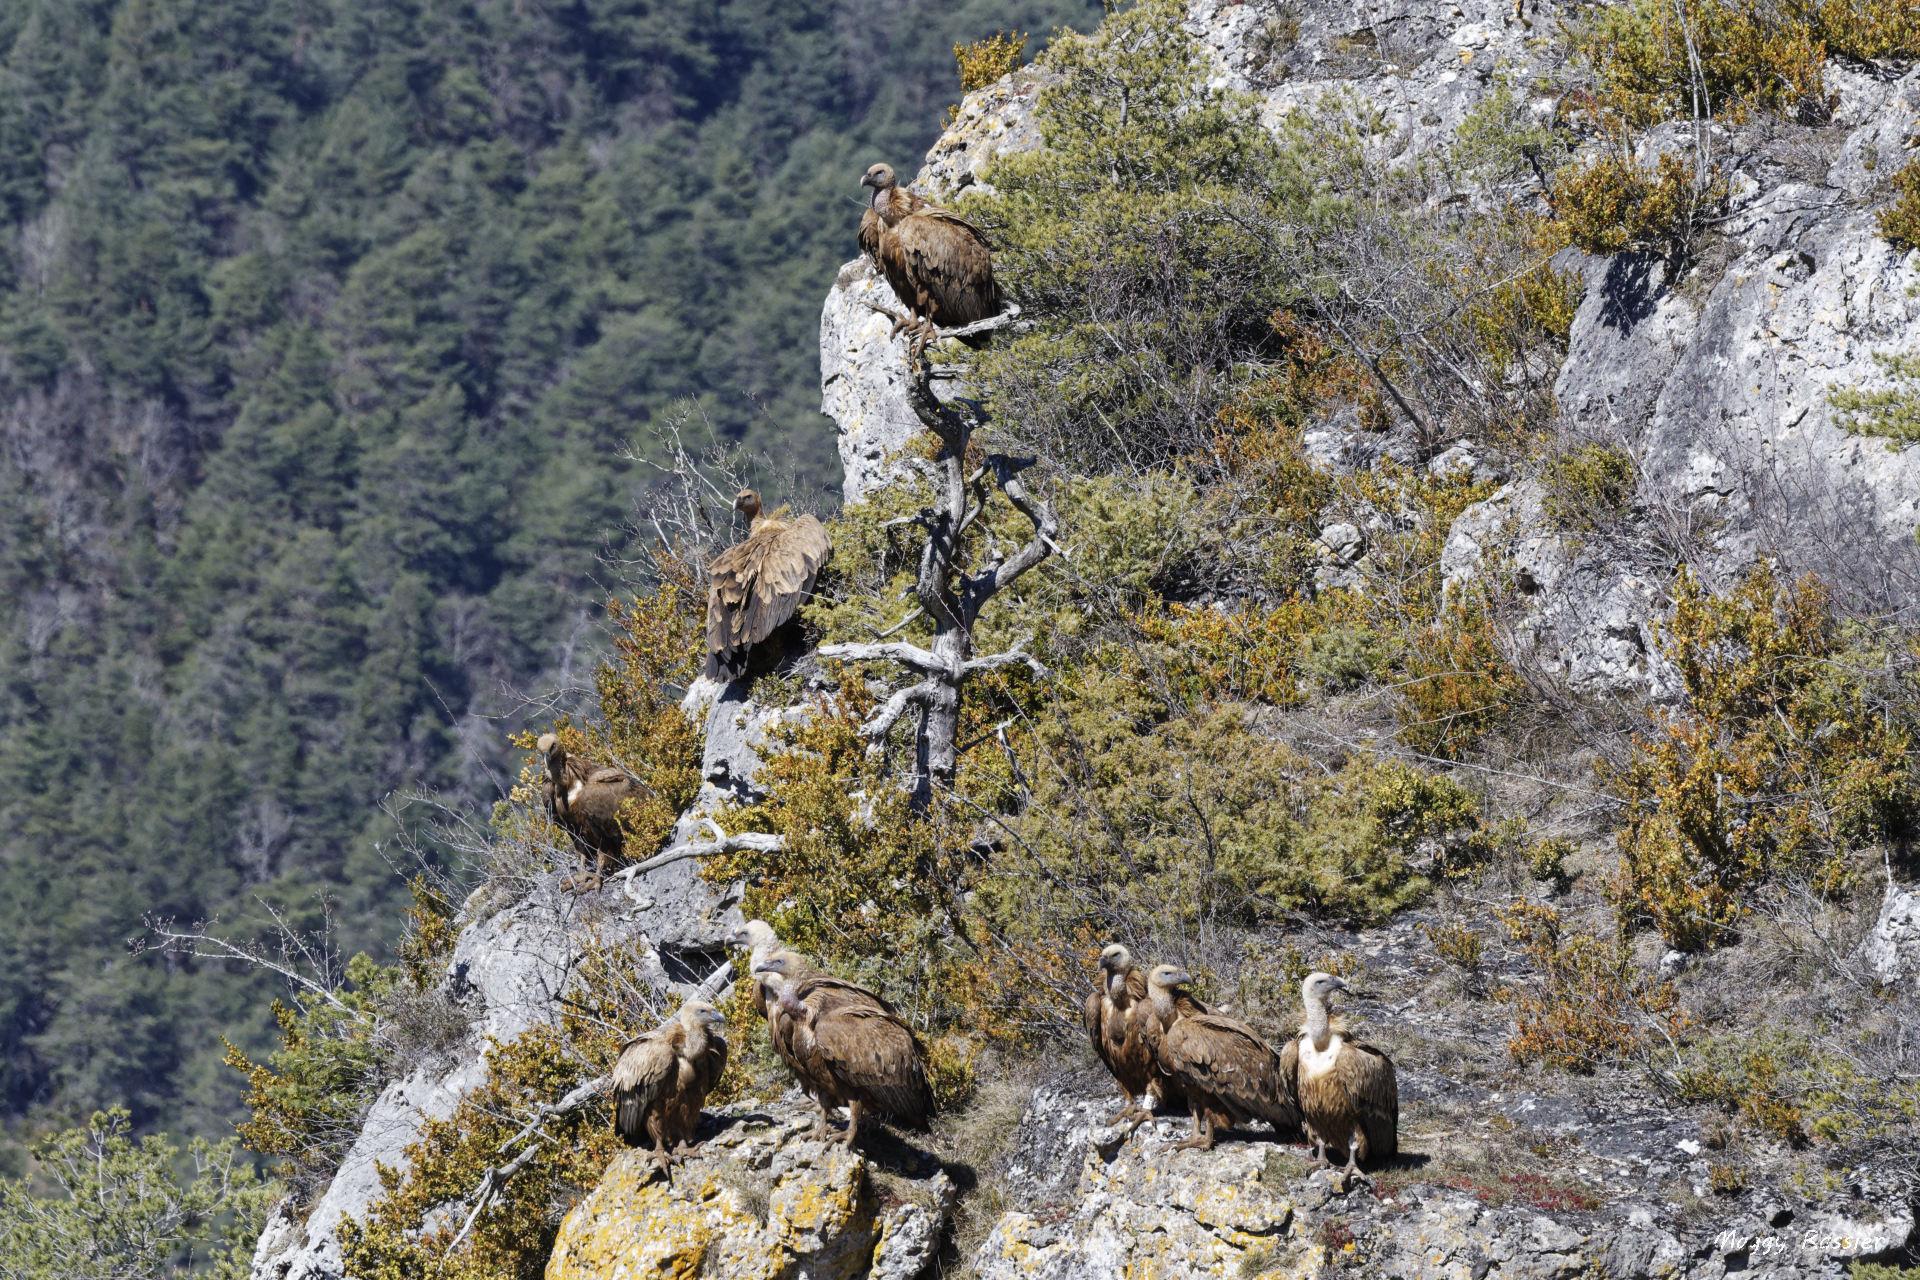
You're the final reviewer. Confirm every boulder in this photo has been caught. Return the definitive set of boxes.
[1857,882,1920,988]
[545,1102,954,1280]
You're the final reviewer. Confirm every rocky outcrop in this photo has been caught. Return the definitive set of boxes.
[1447,68,1920,688]
[545,1101,953,1280]
[968,1081,1916,1280]
[250,876,740,1280]
[1858,882,1920,989]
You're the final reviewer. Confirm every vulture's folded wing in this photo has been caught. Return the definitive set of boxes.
[813,1005,933,1126]
[611,1031,679,1138]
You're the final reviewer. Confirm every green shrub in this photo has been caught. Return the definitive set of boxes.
[955,31,1027,93]
[964,0,1311,470]
[0,1109,272,1280]
[1576,0,1827,124]
[1498,902,1687,1071]
[1541,443,1638,532]
[1549,152,1727,269]
[1397,604,1522,759]
[1611,565,1919,950]
[1829,351,1920,446]
[1878,159,1920,252]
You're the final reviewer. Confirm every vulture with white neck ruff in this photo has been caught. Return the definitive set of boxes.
[536,732,635,891]
[1286,971,1398,1171]
[1145,964,1300,1151]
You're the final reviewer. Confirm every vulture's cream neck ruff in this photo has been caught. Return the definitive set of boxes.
[1296,1029,1344,1081]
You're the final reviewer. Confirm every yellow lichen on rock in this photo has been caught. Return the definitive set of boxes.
[547,1106,941,1280]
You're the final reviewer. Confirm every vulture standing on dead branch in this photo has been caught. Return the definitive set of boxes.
[859,162,1001,348]
[1287,972,1398,1172]
[1146,965,1301,1152]
[753,952,935,1147]
[612,1000,730,1175]
[537,732,637,891]
[705,489,831,682]
[1086,944,1187,1125]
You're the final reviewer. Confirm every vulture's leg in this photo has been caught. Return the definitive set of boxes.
[1104,1090,1142,1126]
[812,1100,834,1141]
[646,1115,672,1180]
[843,1099,864,1149]
[1173,1111,1215,1152]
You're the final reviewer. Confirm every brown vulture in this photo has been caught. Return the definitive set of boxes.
[1287,972,1398,1171]
[1085,944,1191,1126]
[733,918,783,1018]
[752,953,934,1146]
[1145,965,1301,1152]
[537,732,637,891]
[705,489,831,682]
[611,1000,730,1175]
[858,162,1001,348]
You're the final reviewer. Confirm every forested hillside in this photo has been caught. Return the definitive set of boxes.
[0,0,1100,1156]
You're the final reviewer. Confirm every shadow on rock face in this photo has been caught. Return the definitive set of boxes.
[1599,253,1662,335]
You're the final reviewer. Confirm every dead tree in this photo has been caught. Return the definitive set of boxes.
[820,342,1058,810]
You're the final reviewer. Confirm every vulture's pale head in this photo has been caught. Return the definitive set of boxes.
[752,951,802,980]
[679,999,728,1031]
[1147,963,1191,993]
[734,919,779,955]
[860,162,897,193]
[1097,943,1132,974]
[1301,971,1348,1008]
[733,488,762,522]
[536,732,559,756]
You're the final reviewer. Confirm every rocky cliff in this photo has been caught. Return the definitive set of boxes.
[251,1,1920,1277]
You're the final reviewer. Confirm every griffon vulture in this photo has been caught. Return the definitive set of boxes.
[1086,944,1192,1126]
[612,1000,730,1175]
[537,732,636,891]
[859,162,1001,348]
[753,953,934,1146]
[705,489,831,682]
[733,919,785,1018]
[1287,972,1398,1171]
[1146,965,1301,1151]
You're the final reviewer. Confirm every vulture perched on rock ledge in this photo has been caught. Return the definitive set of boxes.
[537,732,636,891]
[1146,964,1301,1151]
[1286,972,1398,1172]
[705,489,831,682]
[1086,943,1187,1126]
[753,952,934,1147]
[612,1000,730,1176]
[859,161,1001,348]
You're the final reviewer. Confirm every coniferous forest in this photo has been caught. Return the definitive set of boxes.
[0,0,1101,1159]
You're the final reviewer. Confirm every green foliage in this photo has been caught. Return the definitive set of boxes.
[1498,902,1687,1071]
[1549,152,1727,268]
[1829,352,1920,446]
[226,880,459,1202]
[0,0,1103,1147]
[1878,159,1920,252]
[1574,0,1829,124]
[1397,603,1523,759]
[1611,565,1920,950]
[0,1108,272,1280]
[955,30,1029,94]
[1677,1030,1920,1154]
[964,0,1310,470]
[1541,443,1638,532]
